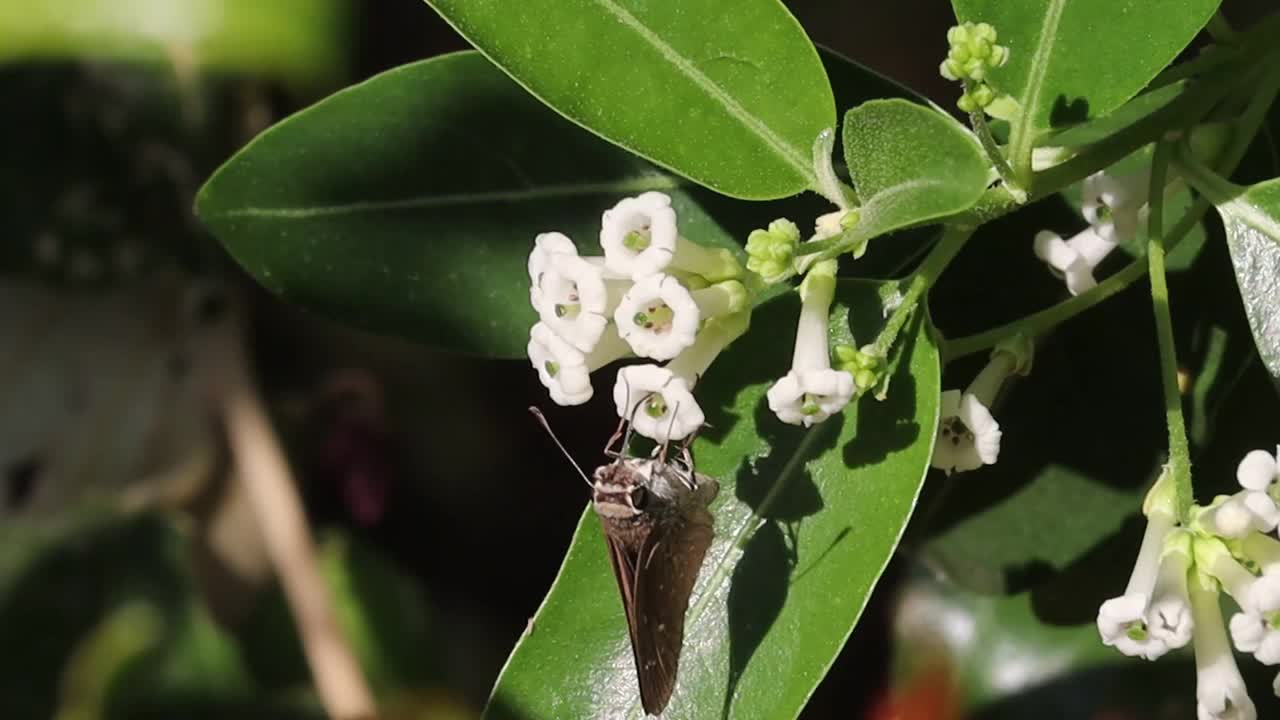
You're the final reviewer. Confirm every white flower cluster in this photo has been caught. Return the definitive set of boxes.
[526,192,748,442]
[529,191,873,441]
[1098,448,1280,720]
[1034,167,1151,295]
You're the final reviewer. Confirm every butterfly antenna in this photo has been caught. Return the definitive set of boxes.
[605,375,632,459]
[528,407,592,487]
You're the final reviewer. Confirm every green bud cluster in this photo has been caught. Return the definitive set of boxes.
[941,22,1008,82]
[834,343,884,396]
[746,218,801,284]
[940,22,1010,114]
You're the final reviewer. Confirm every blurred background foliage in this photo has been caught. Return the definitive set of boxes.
[1,1,1279,719]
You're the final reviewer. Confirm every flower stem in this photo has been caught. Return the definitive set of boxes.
[871,225,973,358]
[968,107,1023,199]
[941,201,1207,362]
[941,42,1280,365]
[1146,142,1193,519]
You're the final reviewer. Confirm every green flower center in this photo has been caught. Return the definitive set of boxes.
[644,394,668,418]
[554,303,580,319]
[1266,611,1280,630]
[633,303,675,333]
[800,394,823,415]
[1125,621,1148,642]
[623,227,651,252]
[544,361,560,377]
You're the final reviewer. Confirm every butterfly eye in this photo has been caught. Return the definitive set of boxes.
[630,486,650,510]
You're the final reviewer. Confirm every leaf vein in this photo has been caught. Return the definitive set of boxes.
[206,175,682,220]
[592,0,815,187]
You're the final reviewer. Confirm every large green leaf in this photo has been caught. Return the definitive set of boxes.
[952,0,1219,133]
[0,0,350,85]
[196,52,734,357]
[196,50,925,358]
[487,280,940,719]
[423,0,834,200]
[840,99,990,240]
[1215,179,1280,386]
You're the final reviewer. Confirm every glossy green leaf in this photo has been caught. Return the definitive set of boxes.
[197,49,921,358]
[952,0,1219,132]
[487,280,940,719]
[196,51,743,358]
[0,0,351,85]
[1215,179,1280,385]
[424,0,834,199]
[842,99,990,237]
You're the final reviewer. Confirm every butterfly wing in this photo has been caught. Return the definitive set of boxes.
[628,497,716,715]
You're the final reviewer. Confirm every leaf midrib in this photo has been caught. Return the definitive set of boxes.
[202,174,683,221]
[592,0,817,188]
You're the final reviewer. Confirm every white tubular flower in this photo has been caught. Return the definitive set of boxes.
[1192,575,1257,720]
[1202,491,1280,538]
[614,274,746,361]
[930,350,1017,475]
[613,312,750,442]
[535,250,629,353]
[1097,500,1177,660]
[1033,226,1116,296]
[1082,168,1150,245]
[1229,609,1280,665]
[813,210,846,241]
[600,192,741,281]
[613,365,703,443]
[766,261,853,427]
[528,323,630,406]
[1148,531,1195,650]
[1241,532,1280,577]
[1238,446,1280,492]
[528,231,577,305]
[1198,537,1280,615]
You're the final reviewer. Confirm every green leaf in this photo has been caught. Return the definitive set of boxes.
[1215,179,1280,386]
[952,0,1219,133]
[841,99,990,238]
[423,0,834,200]
[196,51,741,358]
[487,280,940,719]
[1045,83,1185,149]
[0,0,351,86]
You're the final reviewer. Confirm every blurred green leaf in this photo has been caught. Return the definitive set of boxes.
[952,0,1219,133]
[0,0,351,86]
[842,99,990,237]
[239,533,436,698]
[424,0,834,200]
[488,280,940,719]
